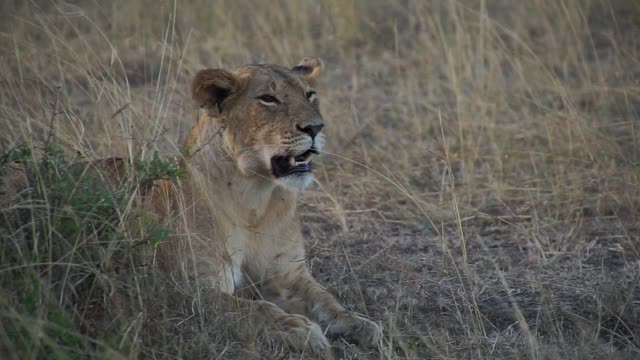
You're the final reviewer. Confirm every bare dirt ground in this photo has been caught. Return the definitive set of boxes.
[1,1,639,359]
[304,215,640,358]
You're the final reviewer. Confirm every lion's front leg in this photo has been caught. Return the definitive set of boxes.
[264,266,382,348]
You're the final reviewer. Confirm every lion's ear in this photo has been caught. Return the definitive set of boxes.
[292,57,324,85]
[191,69,241,113]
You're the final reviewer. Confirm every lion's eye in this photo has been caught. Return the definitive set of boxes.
[305,91,317,102]
[257,94,280,106]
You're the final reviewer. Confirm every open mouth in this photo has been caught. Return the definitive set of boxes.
[271,148,319,177]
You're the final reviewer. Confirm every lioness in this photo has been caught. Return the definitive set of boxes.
[153,57,380,356]
[0,57,381,357]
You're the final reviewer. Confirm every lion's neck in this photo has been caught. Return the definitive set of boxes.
[183,115,298,228]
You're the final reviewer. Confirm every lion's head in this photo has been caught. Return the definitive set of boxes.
[191,57,326,190]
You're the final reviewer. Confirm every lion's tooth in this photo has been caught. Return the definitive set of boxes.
[289,157,296,166]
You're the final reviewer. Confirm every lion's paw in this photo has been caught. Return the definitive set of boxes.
[326,312,383,348]
[273,313,333,358]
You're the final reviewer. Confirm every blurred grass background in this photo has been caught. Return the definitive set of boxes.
[1,0,639,358]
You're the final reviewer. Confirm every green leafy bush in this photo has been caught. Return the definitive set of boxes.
[0,142,183,359]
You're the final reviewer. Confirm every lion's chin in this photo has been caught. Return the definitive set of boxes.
[268,147,318,191]
[274,172,314,191]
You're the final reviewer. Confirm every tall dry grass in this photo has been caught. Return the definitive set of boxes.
[1,0,639,358]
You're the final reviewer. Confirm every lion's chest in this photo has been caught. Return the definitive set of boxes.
[223,219,303,291]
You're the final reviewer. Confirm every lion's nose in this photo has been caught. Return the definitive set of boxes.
[296,124,324,139]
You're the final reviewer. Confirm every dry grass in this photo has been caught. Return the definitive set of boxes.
[1,0,640,358]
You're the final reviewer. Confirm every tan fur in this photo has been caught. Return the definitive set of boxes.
[157,58,381,356]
